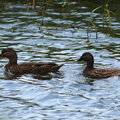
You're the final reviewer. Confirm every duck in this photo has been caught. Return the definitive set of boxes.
[0,48,63,75]
[77,52,120,79]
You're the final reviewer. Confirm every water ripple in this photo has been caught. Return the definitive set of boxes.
[0,1,120,120]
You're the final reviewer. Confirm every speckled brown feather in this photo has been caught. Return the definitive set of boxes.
[0,48,63,75]
[84,68,120,79]
[6,62,63,75]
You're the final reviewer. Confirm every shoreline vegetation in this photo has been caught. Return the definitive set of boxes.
[0,0,120,39]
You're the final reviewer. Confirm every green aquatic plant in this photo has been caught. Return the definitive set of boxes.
[87,0,115,39]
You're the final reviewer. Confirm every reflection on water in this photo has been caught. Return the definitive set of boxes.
[0,0,120,120]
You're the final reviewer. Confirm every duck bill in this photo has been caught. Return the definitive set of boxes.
[77,57,82,62]
[0,54,3,57]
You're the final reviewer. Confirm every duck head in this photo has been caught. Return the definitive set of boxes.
[0,48,17,58]
[77,52,94,69]
[0,48,17,64]
[77,52,94,62]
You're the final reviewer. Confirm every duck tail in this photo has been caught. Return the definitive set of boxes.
[51,64,64,72]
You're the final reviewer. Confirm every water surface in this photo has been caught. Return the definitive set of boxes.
[0,1,120,120]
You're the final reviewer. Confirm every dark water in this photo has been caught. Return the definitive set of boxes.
[0,1,120,120]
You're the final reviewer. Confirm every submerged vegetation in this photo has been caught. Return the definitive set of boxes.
[0,0,120,39]
[87,0,112,39]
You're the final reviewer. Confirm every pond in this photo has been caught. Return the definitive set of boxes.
[0,0,120,120]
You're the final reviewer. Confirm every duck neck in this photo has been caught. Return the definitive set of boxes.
[86,60,94,69]
[8,56,17,66]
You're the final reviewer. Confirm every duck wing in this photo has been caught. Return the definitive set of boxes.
[84,68,120,79]
[34,62,64,73]
[8,62,63,75]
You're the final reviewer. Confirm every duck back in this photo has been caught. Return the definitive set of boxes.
[84,68,120,79]
[6,62,63,75]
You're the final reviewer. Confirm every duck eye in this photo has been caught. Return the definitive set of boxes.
[1,49,8,54]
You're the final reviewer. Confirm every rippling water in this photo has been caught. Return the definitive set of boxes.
[0,1,120,120]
